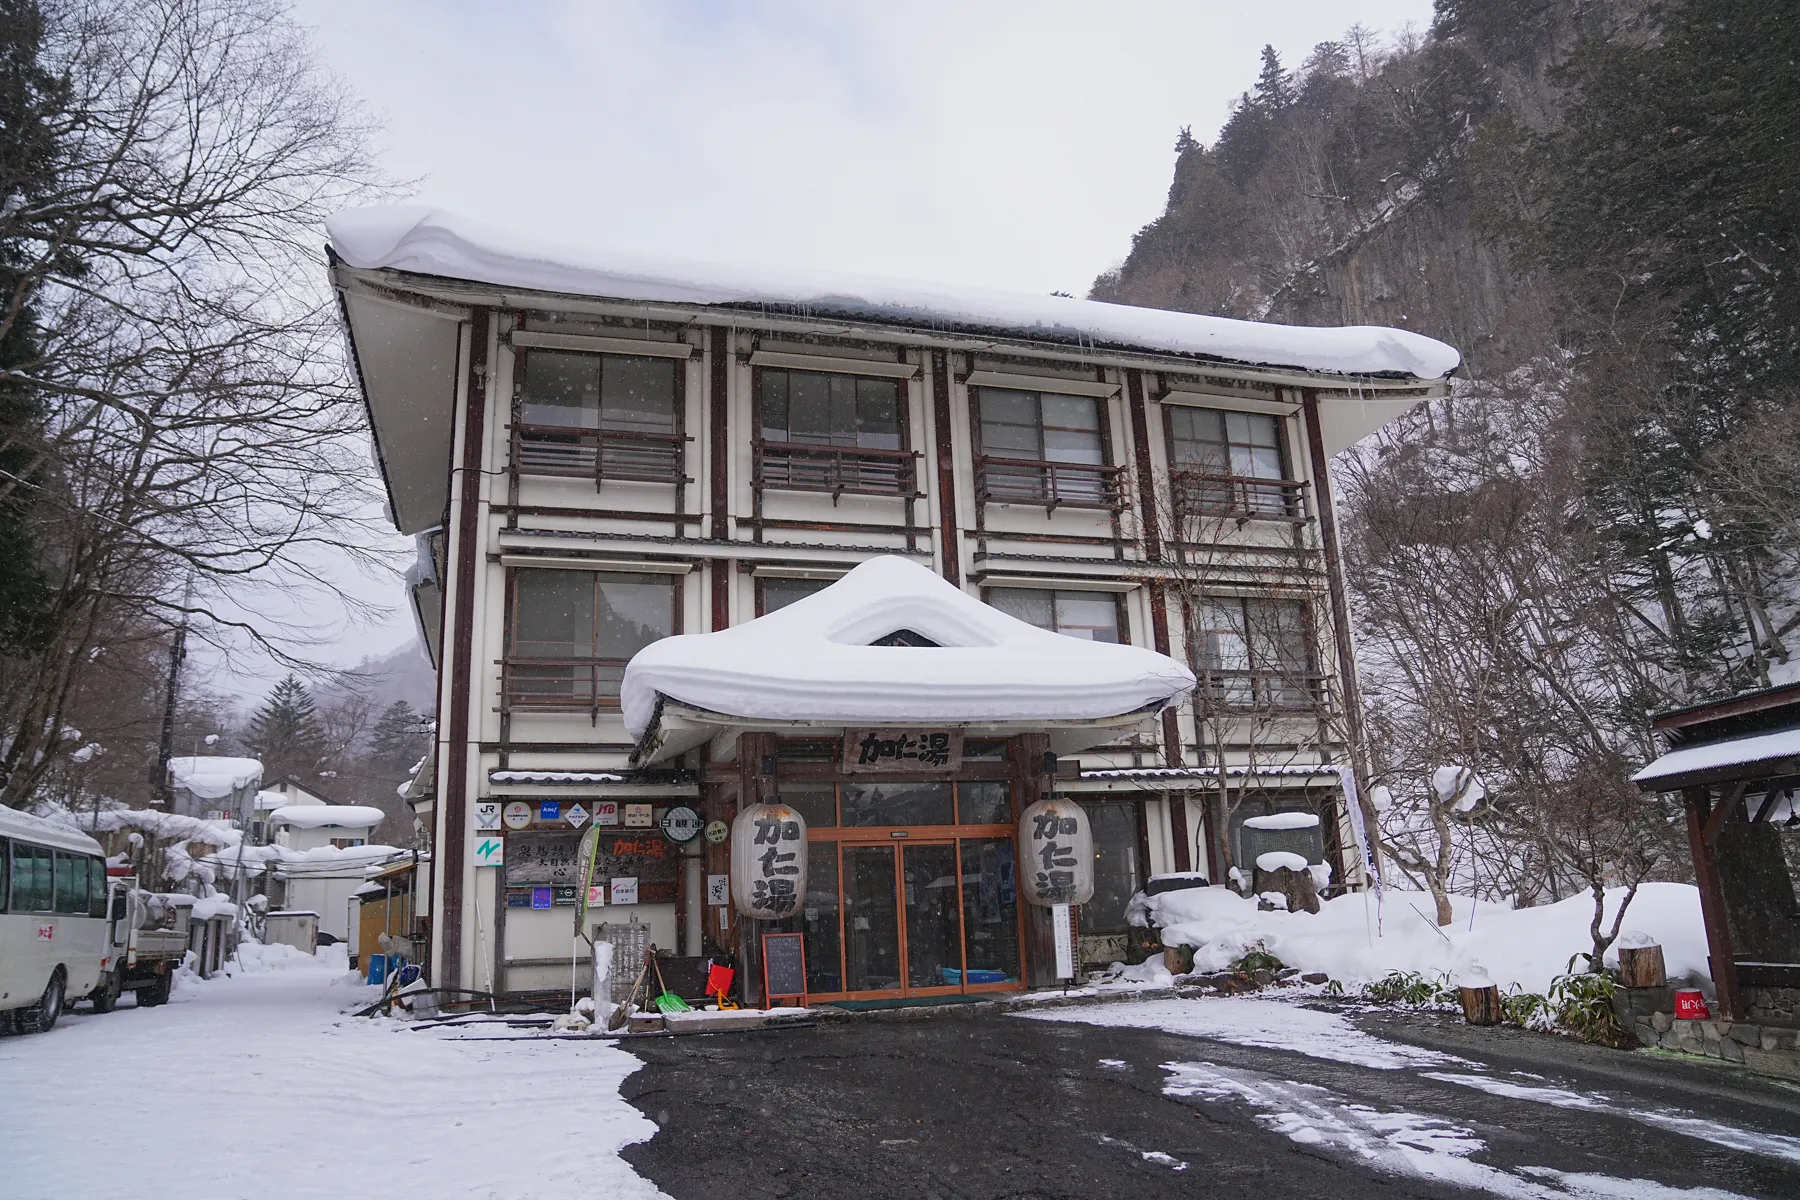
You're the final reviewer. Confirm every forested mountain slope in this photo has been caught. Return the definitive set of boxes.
[1097,0,1800,912]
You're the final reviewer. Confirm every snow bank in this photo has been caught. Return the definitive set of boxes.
[1139,882,1708,995]
[328,206,1460,381]
[1256,851,1311,873]
[622,555,1194,741]
[1243,812,1320,831]
[270,803,384,829]
[167,756,262,799]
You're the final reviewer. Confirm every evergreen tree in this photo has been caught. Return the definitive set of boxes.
[0,1,67,656]
[368,700,425,767]
[245,674,327,780]
[1252,45,1293,109]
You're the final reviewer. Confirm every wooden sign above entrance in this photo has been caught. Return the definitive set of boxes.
[842,729,964,774]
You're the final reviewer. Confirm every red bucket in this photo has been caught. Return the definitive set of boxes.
[1674,988,1710,1020]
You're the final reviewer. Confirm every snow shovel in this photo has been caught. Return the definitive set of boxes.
[648,949,692,1014]
[607,949,652,1032]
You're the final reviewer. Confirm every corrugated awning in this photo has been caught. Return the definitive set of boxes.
[1632,727,1800,791]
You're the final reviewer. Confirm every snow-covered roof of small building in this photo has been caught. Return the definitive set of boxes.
[167,756,262,800]
[254,787,323,811]
[1632,728,1800,788]
[269,804,385,830]
[623,556,1194,764]
[328,207,1459,382]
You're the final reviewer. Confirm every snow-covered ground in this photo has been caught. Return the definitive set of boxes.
[1027,996,1800,1198]
[1132,882,1709,996]
[0,946,666,1200]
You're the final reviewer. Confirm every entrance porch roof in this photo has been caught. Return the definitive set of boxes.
[623,556,1195,766]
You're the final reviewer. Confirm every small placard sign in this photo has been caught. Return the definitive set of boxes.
[610,876,639,905]
[761,932,807,1009]
[842,729,963,774]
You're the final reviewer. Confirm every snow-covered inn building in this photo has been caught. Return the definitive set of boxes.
[328,207,1460,1000]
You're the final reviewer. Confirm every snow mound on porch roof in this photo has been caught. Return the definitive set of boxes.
[621,556,1195,738]
[327,206,1460,381]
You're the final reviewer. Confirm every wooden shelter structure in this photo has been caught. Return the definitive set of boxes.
[1634,681,1800,1023]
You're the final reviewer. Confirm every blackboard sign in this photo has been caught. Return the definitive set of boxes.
[761,932,807,1009]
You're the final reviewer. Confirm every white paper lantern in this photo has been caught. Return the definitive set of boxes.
[730,802,808,920]
[1017,795,1093,907]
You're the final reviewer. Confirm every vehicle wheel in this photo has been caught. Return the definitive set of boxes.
[139,972,173,1007]
[18,971,64,1033]
[89,971,122,1014]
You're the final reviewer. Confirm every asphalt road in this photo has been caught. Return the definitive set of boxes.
[619,1001,1800,1200]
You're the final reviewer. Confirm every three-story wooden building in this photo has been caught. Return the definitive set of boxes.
[329,207,1458,998]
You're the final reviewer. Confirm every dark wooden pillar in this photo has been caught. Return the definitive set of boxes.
[1013,733,1058,986]
[1683,785,1743,1019]
[1148,585,1191,871]
[930,349,961,586]
[709,327,731,631]
[438,308,489,990]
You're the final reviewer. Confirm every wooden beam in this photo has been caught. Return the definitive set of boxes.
[1126,368,1161,563]
[930,349,961,586]
[1702,779,1748,846]
[1683,786,1742,1020]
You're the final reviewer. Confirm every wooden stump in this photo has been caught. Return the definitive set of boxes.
[1460,984,1502,1026]
[1618,944,1666,989]
[1249,865,1321,914]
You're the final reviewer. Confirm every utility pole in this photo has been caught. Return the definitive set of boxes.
[151,620,187,809]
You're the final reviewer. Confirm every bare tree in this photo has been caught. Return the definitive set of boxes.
[0,0,390,806]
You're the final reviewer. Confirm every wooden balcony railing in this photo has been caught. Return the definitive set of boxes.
[755,440,921,502]
[511,423,688,488]
[1171,470,1309,523]
[1193,669,1330,713]
[501,656,629,713]
[975,455,1128,513]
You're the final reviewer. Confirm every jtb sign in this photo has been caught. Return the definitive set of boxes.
[730,802,808,919]
[1017,796,1093,907]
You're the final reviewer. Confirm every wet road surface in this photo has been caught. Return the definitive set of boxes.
[620,1000,1800,1200]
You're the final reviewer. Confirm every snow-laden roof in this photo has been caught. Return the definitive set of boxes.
[255,788,322,810]
[622,556,1194,746]
[269,804,385,830]
[1633,727,1800,786]
[0,805,105,856]
[1243,812,1321,831]
[168,756,262,800]
[328,207,1460,381]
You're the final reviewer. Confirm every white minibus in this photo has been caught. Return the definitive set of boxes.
[0,806,110,1033]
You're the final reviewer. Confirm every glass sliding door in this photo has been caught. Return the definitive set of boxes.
[902,844,961,989]
[959,838,1021,984]
[843,846,901,992]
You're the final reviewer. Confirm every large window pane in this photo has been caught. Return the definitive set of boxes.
[509,571,674,706]
[54,851,88,914]
[512,570,596,656]
[1077,801,1142,935]
[844,846,900,991]
[855,380,901,450]
[904,844,961,988]
[599,356,677,434]
[783,782,837,829]
[841,780,953,827]
[1040,394,1103,466]
[986,587,1054,630]
[11,842,51,912]
[0,838,9,913]
[959,838,1019,981]
[520,350,600,428]
[593,576,677,658]
[761,370,901,450]
[1053,592,1119,643]
[977,389,1042,458]
[88,857,109,918]
[958,781,1011,825]
[759,577,829,615]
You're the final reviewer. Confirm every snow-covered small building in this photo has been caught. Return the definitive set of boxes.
[167,757,262,824]
[328,206,1460,998]
[267,805,393,942]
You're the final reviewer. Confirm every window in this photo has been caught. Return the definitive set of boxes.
[0,837,8,913]
[10,842,51,912]
[520,351,677,433]
[976,388,1110,505]
[760,370,900,449]
[54,850,89,914]
[1192,597,1316,708]
[1168,406,1291,516]
[88,857,108,918]
[507,570,677,710]
[986,587,1121,643]
[758,577,830,615]
[1077,801,1142,935]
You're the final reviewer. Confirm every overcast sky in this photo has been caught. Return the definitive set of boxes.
[216,0,1437,703]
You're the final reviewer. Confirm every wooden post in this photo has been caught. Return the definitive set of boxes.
[1618,943,1667,989]
[1459,984,1502,1026]
[1683,786,1742,1019]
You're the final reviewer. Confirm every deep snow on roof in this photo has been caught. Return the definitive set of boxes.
[1633,727,1800,785]
[620,556,1195,739]
[168,756,263,800]
[327,206,1460,381]
[269,804,385,830]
